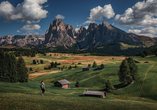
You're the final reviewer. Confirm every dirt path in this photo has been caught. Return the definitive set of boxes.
[138,63,155,96]
[29,71,60,79]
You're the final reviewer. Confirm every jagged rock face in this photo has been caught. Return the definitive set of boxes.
[0,35,45,46]
[45,19,76,47]
[76,21,142,49]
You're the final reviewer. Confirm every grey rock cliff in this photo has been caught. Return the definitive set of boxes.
[44,19,76,47]
[0,35,45,46]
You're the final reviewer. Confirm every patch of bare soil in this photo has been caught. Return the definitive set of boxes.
[29,71,60,79]
[58,56,125,64]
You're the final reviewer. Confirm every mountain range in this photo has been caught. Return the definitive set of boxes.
[1,19,157,50]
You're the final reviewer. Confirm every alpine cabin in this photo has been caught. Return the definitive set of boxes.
[83,90,106,98]
[54,79,70,89]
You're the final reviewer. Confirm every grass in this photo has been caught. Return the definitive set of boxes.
[0,54,157,109]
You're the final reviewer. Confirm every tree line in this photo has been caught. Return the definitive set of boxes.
[0,48,47,57]
[0,50,28,83]
[136,46,157,57]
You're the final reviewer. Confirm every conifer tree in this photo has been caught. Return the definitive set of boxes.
[0,50,6,81]
[75,80,79,87]
[118,59,131,84]
[92,61,97,68]
[105,79,114,92]
[126,57,138,80]
[9,54,18,83]
[17,55,28,82]
[4,53,11,82]
[100,64,104,69]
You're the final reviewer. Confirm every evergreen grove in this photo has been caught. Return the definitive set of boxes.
[0,50,28,83]
[118,57,138,84]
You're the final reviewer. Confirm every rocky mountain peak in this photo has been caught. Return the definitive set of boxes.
[88,23,97,31]
[44,19,76,47]
[102,20,114,30]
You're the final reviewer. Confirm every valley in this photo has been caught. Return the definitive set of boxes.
[0,53,157,110]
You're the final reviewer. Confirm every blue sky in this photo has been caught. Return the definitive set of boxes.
[0,0,157,37]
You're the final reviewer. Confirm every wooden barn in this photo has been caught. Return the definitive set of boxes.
[54,79,70,89]
[82,66,90,71]
[83,90,106,98]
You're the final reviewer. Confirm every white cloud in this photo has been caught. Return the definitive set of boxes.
[75,28,80,33]
[21,24,41,30]
[17,30,21,33]
[127,27,157,37]
[55,14,65,19]
[84,20,95,25]
[88,4,115,21]
[0,0,48,21]
[26,20,40,24]
[84,26,88,29]
[115,0,157,27]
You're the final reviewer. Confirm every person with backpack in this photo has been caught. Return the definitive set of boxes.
[40,80,45,96]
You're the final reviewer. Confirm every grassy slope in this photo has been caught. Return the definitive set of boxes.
[0,55,157,110]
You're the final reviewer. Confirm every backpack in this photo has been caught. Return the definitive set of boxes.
[40,83,43,89]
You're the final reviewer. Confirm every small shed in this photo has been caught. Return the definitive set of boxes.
[144,61,150,63]
[83,90,106,98]
[54,79,70,89]
[135,60,141,63]
[82,66,90,71]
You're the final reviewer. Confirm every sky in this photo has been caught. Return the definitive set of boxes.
[0,0,157,37]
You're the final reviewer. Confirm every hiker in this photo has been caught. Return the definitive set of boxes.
[40,80,45,96]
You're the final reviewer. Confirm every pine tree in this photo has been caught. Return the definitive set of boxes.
[92,61,97,68]
[4,53,11,82]
[17,55,28,82]
[33,60,36,64]
[100,64,104,69]
[75,80,79,87]
[9,54,18,83]
[126,57,138,80]
[105,79,114,92]
[0,50,6,81]
[118,59,132,84]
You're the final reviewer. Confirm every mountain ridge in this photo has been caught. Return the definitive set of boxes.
[0,19,157,50]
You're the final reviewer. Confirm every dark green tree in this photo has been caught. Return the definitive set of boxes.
[0,50,7,81]
[9,54,18,83]
[33,60,36,64]
[100,64,104,69]
[51,62,54,68]
[126,57,138,80]
[92,61,97,68]
[68,65,72,70]
[118,57,138,84]
[17,55,28,82]
[118,59,131,84]
[75,80,79,87]
[40,60,43,64]
[4,53,11,82]
[30,67,33,71]
[105,79,114,92]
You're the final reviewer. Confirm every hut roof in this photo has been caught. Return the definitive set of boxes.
[82,66,90,68]
[145,61,150,63]
[57,79,70,85]
[83,90,106,96]
[135,60,141,63]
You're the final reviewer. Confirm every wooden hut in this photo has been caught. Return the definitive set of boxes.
[82,66,90,71]
[54,79,70,89]
[144,61,150,63]
[83,90,106,98]
[135,60,141,63]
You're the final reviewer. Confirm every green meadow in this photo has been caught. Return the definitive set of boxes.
[0,54,157,110]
